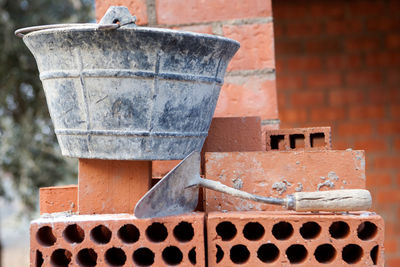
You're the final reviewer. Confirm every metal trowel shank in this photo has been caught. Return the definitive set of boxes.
[134,152,202,218]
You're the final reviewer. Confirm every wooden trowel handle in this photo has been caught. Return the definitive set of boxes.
[286,189,372,212]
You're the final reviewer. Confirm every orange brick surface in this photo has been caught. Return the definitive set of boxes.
[31,212,204,266]
[204,151,366,212]
[39,185,78,214]
[78,159,151,214]
[156,0,272,25]
[207,211,384,266]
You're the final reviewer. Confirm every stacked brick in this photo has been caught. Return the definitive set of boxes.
[273,1,400,264]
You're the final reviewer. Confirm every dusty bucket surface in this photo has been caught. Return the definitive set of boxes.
[17,6,239,160]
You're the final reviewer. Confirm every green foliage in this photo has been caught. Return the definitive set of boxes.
[0,0,94,212]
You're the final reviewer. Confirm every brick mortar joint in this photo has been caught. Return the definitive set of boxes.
[225,69,276,79]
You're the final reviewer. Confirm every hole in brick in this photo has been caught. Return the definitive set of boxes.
[342,244,363,264]
[310,132,325,147]
[272,221,293,240]
[146,222,168,242]
[77,248,97,266]
[257,243,279,263]
[314,244,336,263]
[357,221,377,240]
[270,135,285,150]
[230,244,250,264]
[105,247,126,266]
[329,221,350,239]
[243,222,265,241]
[63,224,84,244]
[216,221,237,241]
[188,247,196,265]
[286,244,307,264]
[118,224,140,243]
[36,250,44,267]
[173,221,194,242]
[290,134,305,149]
[36,226,56,246]
[90,225,112,244]
[300,221,321,239]
[50,249,72,266]
[370,245,379,265]
[216,245,224,263]
[133,247,154,266]
[162,246,183,265]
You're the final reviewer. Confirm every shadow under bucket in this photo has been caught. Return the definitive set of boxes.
[17,6,239,160]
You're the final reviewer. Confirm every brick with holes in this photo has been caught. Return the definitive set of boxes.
[265,127,331,151]
[207,211,384,266]
[30,212,205,266]
[204,151,366,212]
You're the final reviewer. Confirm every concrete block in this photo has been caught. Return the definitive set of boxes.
[204,151,366,212]
[207,211,384,266]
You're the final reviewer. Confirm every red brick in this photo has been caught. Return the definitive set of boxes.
[354,138,388,152]
[345,36,381,52]
[374,156,400,169]
[349,106,385,120]
[275,40,304,55]
[276,73,304,91]
[214,76,278,119]
[346,70,383,87]
[305,39,342,54]
[325,54,363,70]
[337,122,372,136]
[78,159,151,214]
[285,56,323,72]
[205,150,366,212]
[156,0,271,25]
[390,105,400,117]
[387,258,400,267]
[95,0,148,25]
[377,122,400,135]
[366,172,392,187]
[40,185,78,214]
[348,0,385,16]
[329,90,364,106]
[366,17,400,32]
[395,139,400,151]
[152,160,180,177]
[310,107,346,122]
[31,212,205,267]
[376,188,400,203]
[172,24,213,34]
[369,88,400,104]
[279,109,308,123]
[384,238,399,254]
[386,33,400,49]
[207,211,384,266]
[272,2,308,20]
[325,19,363,35]
[309,2,346,18]
[306,72,342,89]
[203,117,262,153]
[223,23,275,71]
[286,21,323,38]
[366,52,400,67]
[333,140,351,150]
[290,91,324,107]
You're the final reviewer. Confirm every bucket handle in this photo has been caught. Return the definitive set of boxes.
[15,6,136,38]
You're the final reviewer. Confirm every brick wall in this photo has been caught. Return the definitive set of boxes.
[273,0,400,265]
[96,0,279,129]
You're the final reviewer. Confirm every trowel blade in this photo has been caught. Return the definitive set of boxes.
[134,152,201,218]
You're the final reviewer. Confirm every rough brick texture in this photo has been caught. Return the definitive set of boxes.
[207,211,384,266]
[78,159,151,214]
[265,127,331,151]
[31,212,204,266]
[273,0,400,263]
[204,151,366,212]
[95,0,148,25]
[39,185,78,214]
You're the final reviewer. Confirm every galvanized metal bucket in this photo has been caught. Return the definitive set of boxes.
[16,7,239,160]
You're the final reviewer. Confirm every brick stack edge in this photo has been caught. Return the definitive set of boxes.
[31,0,387,266]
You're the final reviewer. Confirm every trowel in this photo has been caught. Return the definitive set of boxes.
[134,152,372,218]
